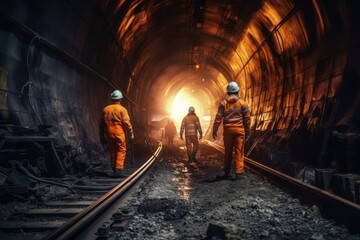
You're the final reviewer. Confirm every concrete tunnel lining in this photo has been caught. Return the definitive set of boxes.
[0,0,360,177]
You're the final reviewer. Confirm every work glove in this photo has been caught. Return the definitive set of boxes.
[129,132,135,142]
[212,131,217,140]
[180,135,184,140]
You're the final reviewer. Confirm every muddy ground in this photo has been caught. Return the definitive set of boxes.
[115,143,360,240]
[0,141,359,240]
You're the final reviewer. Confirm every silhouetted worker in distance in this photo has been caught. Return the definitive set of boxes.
[165,120,176,146]
[180,106,203,163]
[212,81,251,180]
[100,90,135,178]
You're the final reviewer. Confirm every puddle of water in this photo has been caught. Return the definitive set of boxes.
[172,174,193,201]
[181,186,193,191]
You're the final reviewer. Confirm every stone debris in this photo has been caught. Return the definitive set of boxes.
[114,145,360,240]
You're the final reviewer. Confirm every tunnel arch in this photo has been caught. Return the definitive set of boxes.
[0,0,359,174]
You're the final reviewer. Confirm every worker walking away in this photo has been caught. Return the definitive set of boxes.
[100,90,135,178]
[212,81,251,180]
[165,120,176,146]
[180,106,203,163]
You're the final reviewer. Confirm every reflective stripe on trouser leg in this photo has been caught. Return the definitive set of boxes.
[234,134,245,174]
[185,135,198,156]
[223,130,235,175]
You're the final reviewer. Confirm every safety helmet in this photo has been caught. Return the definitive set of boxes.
[111,90,123,100]
[188,106,195,113]
[226,81,240,93]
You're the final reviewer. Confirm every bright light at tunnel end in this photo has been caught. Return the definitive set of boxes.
[169,89,205,129]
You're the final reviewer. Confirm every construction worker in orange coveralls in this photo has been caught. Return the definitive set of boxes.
[100,90,134,178]
[212,82,251,180]
[165,120,177,146]
[180,107,203,163]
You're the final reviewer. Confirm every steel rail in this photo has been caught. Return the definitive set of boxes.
[205,140,360,233]
[44,141,163,240]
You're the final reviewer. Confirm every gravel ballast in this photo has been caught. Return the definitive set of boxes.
[115,144,360,240]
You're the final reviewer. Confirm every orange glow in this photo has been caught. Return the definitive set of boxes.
[167,88,212,133]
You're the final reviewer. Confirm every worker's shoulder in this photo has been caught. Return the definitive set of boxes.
[190,114,200,121]
[102,104,112,112]
[103,103,127,112]
[183,114,197,121]
[220,98,227,104]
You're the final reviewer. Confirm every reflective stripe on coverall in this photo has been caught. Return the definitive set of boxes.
[180,113,202,156]
[213,94,250,174]
[101,102,133,170]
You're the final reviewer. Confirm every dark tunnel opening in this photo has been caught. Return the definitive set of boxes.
[0,0,360,202]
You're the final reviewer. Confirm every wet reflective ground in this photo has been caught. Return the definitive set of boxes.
[116,143,360,240]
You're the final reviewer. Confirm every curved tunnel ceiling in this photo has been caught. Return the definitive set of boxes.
[99,0,356,135]
[102,0,263,115]
[0,0,359,165]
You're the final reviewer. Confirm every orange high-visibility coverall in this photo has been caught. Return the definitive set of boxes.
[100,102,133,170]
[165,121,177,145]
[213,94,250,175]
[180,113,202,157]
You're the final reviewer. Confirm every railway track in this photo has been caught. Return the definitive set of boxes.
[0,141,162,240]
[1,139,359,239]
[205,140,360,233]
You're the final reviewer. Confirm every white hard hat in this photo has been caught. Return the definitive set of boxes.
[226,81,240,93]
[111,90,123,100]
[188,106,195,112]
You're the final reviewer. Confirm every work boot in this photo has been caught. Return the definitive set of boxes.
[113,169,128,178]
[235,173,245,180]
[215,172,231,180]
[191,154,199,163]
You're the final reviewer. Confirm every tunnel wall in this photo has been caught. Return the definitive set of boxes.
[1,0,359,176]
[0,0,131,151]
[239,0,360,174]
